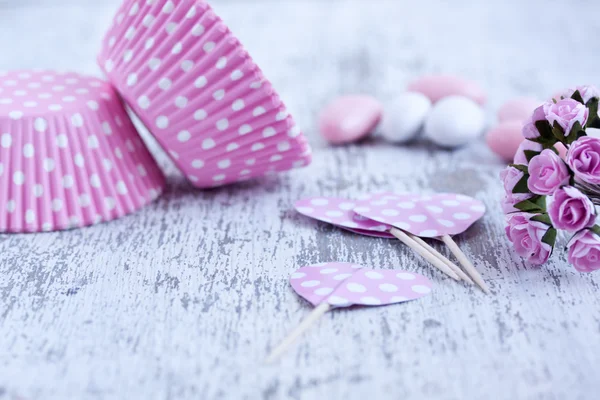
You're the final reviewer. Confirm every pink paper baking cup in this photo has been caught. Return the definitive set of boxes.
[0,70,166,233]
[98,0,312,188]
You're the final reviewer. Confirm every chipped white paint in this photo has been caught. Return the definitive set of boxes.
[1,0,600,399]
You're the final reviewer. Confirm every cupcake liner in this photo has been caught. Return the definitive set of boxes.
[0,70,166,233]
[98,0,312,188]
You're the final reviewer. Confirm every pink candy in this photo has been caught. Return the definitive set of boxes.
[318,95,383,144]
[487,97,543,161]
[407,75,487,106]
[497,97,541,123]
[485,121,524,161]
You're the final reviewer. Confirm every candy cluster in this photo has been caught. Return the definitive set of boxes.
[501,86,600,271]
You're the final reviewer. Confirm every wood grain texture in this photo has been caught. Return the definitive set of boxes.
[1,0,600,399]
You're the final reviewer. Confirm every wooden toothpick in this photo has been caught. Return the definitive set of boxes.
[409,234,474,285]
[266,302,331,363]
[389,228,459,281]
[441,235,489,294]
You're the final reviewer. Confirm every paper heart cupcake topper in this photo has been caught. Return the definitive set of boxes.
[353,192,486,238]
[353,192,489,293]
[291,261,432,307]
[294,197,393,238]
[294,195,466,281]
[266,262,432,362]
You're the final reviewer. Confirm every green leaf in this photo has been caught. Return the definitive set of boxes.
[542,227,558,247]
[527,135,558,148]
[513,198,542,213]
[534,196,547,211]
[512,174,530,194]
[534,120,554,140]
[509,163,529,173]
[564,121,586,145]
[588,117,600,129]
[591,225,600,236]
[586,98,600,128]
[571,90,585,104]
[569,120,582,135]
[552,121,566,141]
[586,97,598,118]
[524,149,541,161]
[531,213,552,225]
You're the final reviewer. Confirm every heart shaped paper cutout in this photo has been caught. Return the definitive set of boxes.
[290,262,433,308]
[353,192,486,238]
[294,197,394,238]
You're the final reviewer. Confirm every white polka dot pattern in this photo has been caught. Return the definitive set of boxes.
[289,262,433,308]
[294,196,394,238]
[97,0,312,188]
[353,192,486,238]
[0,70,166,233]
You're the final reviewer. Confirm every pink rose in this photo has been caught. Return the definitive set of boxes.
[548,186,596,232]
[545,98,588,134]
[527,149,571,195]
[564,85,600,104]
[500,166,531,212]
[505,213,552,265]
[522,104,549,139]
[513,140,543,165]
[501,166,524,193]
[566,136,600,184]
[568,229,600,272]
[500,166,533,213]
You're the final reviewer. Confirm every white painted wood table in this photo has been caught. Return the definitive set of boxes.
[1,0,600,399]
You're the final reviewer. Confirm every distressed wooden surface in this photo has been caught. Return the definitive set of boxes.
[1,1,600,399]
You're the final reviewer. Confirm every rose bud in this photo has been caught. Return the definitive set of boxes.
[513,140,543,165]
[500,166,531,213]
[564,85,600,104]
[527,149,570,195]
[545,98,588,134]
[548,186,596,232]
[568,229,600,272]
[566,136,600,184]
[522,104,549,139]
[505,213,552,265]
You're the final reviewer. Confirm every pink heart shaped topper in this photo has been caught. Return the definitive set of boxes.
[294,197,394,238]
[290,262,432,308]
[353,192,486,238]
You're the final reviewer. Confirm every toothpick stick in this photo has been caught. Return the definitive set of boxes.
[266,302,331,363]
[389,228,459,281]
[409,234,474,285]
[441,235,490,294]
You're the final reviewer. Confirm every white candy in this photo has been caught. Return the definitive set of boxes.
[380,92,431,143]
[424,95,485,147]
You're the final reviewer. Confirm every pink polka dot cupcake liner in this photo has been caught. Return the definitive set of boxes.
[0,70,166,233]
[98,0,312,188]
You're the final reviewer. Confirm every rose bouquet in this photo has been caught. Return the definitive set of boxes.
[501,86,600,271]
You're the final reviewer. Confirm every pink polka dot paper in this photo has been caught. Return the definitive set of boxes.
[290,262,433,308]
[353,192,486,238]
[0,70,165,233]
[98,0,312,189]
[294,196,394,238]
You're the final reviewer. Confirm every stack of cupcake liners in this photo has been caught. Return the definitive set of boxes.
[0,0,312,233]
[98,0,312,188]
[0,70,166,233]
